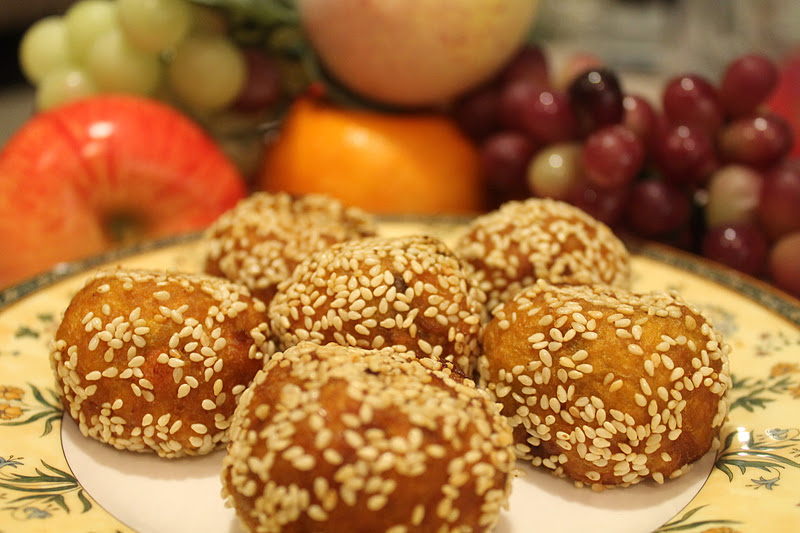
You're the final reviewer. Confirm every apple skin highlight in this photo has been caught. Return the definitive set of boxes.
[0,95,246,289]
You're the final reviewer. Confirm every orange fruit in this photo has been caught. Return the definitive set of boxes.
[257,96,485,214]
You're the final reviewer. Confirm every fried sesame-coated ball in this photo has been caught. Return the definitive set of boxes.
[478,279,731,489]
[268,234,485,376]
[50,269,275,458]
[221,341,516,533]
[454,198,631,313]
[205,192,377,306]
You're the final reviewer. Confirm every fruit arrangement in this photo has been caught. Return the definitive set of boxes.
[451,46,800,298]
[7,0,800,299]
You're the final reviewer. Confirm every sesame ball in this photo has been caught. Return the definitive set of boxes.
[453,198,631,313]
[221,341,516,533]
[268,234,485,376]
[50,268,275,458]
[205,192,377,306]
[478,279,731,489]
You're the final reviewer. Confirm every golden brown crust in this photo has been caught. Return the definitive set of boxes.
[478,279,731,489]
[205,192,377,305]
[50,268,275,458]
[221,342,516,532]
[454,198,631,313]
[268,234,485,376]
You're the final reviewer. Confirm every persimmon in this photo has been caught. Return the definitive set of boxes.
[257,96,486,214]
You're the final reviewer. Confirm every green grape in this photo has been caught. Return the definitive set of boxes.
[167,34,246,112]
[36,66,98,110]
[19,16,73,84]
[86,28,163,95]
[117,0,193,53]
[64,0,119,63]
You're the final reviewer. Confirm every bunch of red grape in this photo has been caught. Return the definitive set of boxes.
[453,45,800,298]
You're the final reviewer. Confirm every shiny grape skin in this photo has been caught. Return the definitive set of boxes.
[719,53,779,117]
[662,74,724,134]
[567,68,624,137]
[581,124,645,188]
[702,222,769,276]
[622,93,659,148]
[717,113,794,169]
[652,123,717,186]
[501,82,577,143]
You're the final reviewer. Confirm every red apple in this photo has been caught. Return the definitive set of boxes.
[0,95,246,288]
[296,0,540,107]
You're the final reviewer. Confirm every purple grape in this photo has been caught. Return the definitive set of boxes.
[567,68,624,137]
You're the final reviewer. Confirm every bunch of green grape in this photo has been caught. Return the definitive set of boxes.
[18,0,281,114]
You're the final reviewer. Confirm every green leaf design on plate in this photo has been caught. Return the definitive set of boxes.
[655,505,741,532]
[715,427,800,489]
[729,371,799,413]
[0,384,63,436]
[0,459,92,516]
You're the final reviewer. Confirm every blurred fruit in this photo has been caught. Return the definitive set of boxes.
[258,96,484,214]
[662,74,723,133]
[18,16,72,84]
[295,0,539,106]
[626,180,690,237]
[480,131,537,202]
[719,53,778,117]
[0,95,246,288]
[581,124,644,188]
[567,68,624,137]
[704,165,763,228]
[767,50,800,157]
[702,222,768,276]
[526,142,582,200]
[167,33,247,112]
[768,232,800,297]
[757,159,800,240]
[717,112,793,168]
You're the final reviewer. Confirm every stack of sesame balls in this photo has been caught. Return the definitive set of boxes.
[50,192,731,532]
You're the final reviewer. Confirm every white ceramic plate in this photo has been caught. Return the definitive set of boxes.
[1,219,799,532]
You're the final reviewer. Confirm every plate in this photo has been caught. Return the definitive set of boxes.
[1,219,799,533]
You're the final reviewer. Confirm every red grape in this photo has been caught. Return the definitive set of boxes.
[757,158,800,240]
[501,81,577,143]
[626,179,691,237]
[452,84,502,141]
[232,48,283,112]
[582,124,644,188]
[480,131,538,199]
[768,231,800,297]
[567,68,624,137]
[701,222,768,276]
[568,180,629,227]
[662,74,724,133]
[499,43,550,88]
[622,93,658,147]
[719,53,779,117]
[652,123,717,185]
[717,112,793,168]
